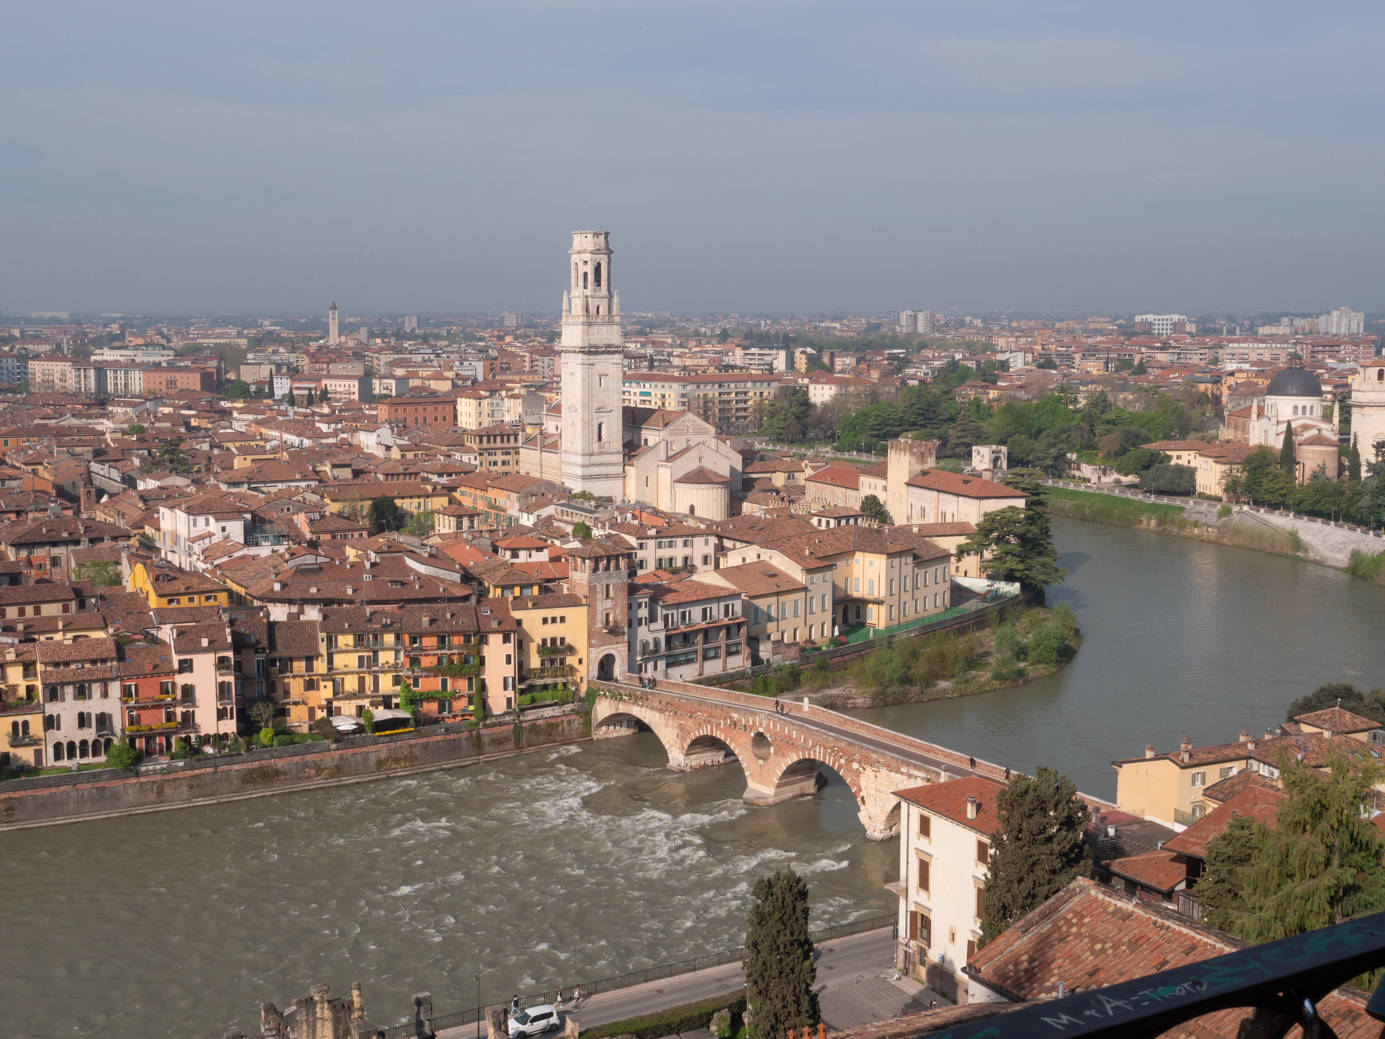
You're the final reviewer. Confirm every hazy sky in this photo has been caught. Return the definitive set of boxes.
[3,1,1383,317]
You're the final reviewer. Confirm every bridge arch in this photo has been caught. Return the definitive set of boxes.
[761,751,865,809]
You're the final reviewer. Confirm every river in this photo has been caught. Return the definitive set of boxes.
[6,516,1385,1038]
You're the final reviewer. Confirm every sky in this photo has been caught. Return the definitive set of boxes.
[3,0,1383,317]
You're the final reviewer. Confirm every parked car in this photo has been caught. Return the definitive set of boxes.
[508,1005,560,1037]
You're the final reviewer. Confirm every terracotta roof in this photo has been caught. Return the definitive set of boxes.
[904,469,1026,498]
[1293,706,1381,735]
[806,463,861,489]
[673,466,731,485]
[712,561,805,597]
[1163,784,1286,860]
[968,878,1383,1037]
[1106,849,1186,893]
[895,775,1005,836]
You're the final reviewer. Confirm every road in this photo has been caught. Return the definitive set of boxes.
[438,929,930,1039]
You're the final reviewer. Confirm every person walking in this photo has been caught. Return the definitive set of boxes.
[510,996,520,1019]
[968,755,975,771]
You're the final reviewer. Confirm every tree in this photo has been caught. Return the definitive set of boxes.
[74,560,121,587]
[399,679,422,719]
[248,699,277,734]
[125,423,146,436]
[319,385,330,404]
[1280,423,1296,476]
[368,496,404,534]
[144,436,192,474]
[1286,682,1385,725]
[404,510,435,537]
[105,742,140,771]
[744,868,819,1039]
[1139,463,1196,495]
[221,379,252,399]
[978,766,1089,945]
[1237,446,1295,506]
[860,494,893,525]
[1349,442,1363,483]
[571,520,592,540]
[1198,814,1268,938]
[1199,751,1385,944]
[956,506,1065,593]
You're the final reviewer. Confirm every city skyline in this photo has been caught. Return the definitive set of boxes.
[3,1,1384,315]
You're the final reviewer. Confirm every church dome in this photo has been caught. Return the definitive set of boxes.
[1266,366,1322,398]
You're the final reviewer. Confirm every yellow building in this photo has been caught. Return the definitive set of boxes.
[322,481,453,519]
[0,643,43,769]
[511,593,589,695]
[128,560,230,610]
[1113,709,1384,829]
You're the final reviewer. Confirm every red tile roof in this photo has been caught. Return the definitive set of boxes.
[967,878,1381,1037]
[895,775,1005,835]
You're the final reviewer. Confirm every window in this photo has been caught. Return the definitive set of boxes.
[976,840,989,866]
[1191,770,1205,787]
[908,909,930,946]
[918,813,930,838]
[917,856,930,894]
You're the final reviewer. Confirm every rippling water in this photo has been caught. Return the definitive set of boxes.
[1,735,896,1039]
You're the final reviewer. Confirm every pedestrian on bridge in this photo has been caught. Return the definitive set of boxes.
[968,755,975,771]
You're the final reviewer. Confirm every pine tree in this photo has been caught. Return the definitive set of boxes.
[1279,423,1296,476]
[1198,814,1266,936]
[744,868,818,1039]
[1198,751,1385,943]
[978,766,1089,945]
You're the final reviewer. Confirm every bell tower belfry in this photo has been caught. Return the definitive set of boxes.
[560,231,626,498]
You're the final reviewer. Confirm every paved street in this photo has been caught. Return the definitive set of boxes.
[439,929,934,1039]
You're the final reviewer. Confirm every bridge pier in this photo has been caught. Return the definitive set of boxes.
[668,746,734,771]
[743,772,818,807]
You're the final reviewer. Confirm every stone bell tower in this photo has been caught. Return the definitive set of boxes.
[560,231,626,498]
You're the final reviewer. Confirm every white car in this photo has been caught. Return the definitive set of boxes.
[508,1005,560,1037]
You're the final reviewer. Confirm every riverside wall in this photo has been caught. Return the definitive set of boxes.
[0,711,587,831]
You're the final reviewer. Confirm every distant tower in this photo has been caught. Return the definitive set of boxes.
[328,300,339,345]
[559,231,625,498]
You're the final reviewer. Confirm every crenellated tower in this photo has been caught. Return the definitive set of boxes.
[559,231,625,497]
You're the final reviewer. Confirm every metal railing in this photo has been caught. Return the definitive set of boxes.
[950,910,1385,1038]
[378,914,894,1039]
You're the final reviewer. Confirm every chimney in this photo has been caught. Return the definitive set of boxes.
[1179,736,1192,763]
[200,636,210,648]
[1144,743,1155,759]
[1238,729,1251,743]
[1247,738,1256,751]
[966,796,978,820]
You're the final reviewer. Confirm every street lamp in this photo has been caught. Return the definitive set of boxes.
[476,971,481,1039]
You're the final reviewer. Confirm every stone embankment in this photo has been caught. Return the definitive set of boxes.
[0,711,586,831]
[1046,480,1385,569]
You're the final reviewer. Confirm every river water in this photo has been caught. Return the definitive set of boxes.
[6,517,1385,1038]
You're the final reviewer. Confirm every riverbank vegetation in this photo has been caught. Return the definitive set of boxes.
[1346,548,1385,585]
[747,605,1080,707]
[1045,486,1189,527]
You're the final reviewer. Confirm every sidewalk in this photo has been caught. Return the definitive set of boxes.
[438,929,935,1039]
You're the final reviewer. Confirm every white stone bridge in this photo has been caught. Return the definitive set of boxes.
[591,678,1012,840]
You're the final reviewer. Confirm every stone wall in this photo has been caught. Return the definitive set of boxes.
[0,712,587,830]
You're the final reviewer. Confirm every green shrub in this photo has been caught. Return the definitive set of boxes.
[993,624,1025,662]
[256,726,276,748]
[169,737,192,760]
[581,992,746,1039]
[105,743,140,771]
[1217,504,1232,519]
[991,649,1021,683]
[362,708,374,734]
[1026,622,1074,666]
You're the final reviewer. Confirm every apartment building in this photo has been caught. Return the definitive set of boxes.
[895,776,1005,1002]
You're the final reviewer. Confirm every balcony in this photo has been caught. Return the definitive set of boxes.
[124,721,181,734]
[6,732,41,748]
[524,664,573,682]
[0,699,38,716]
[537,643,574,658]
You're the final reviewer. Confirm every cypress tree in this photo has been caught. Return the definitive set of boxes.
[1280,423,1296,476]
[978,766,1089,945]
[744,868,818,1039]
[1349,442,1362,483]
